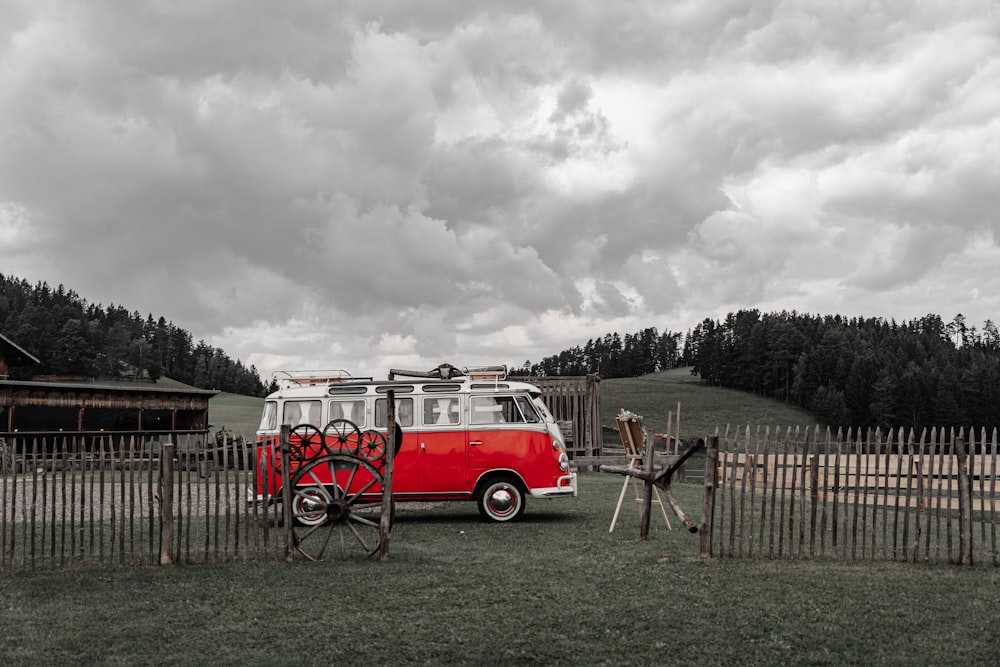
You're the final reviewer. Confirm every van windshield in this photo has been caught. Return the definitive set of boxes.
[471,395,541,424]
[259,401,278,431]
[531,396,555,423]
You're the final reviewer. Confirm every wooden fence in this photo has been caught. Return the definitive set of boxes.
[703,426,998,566]
[0,434,288,572]
[512,375,602,459]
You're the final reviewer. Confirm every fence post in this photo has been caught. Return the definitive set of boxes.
[700,435,719,559]
[280,425,294,564]
[159,442,174,565]
[955,435,973,566]
[380,391,396,561]
[639,428,655,541]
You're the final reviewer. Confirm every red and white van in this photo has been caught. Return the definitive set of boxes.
[251,364,577,522]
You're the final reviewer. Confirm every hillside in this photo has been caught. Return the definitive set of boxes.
[209,391,265,439]
[0,273,266,395]
[600,367,822,442]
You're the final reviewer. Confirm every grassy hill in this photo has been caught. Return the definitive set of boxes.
[600,366,823,442]
[208,392,265,439]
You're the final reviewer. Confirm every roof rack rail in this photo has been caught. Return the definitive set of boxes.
[272,369,358,389]
[387,363,507,382]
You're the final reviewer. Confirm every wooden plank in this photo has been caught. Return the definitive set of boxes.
[571,453,678,468]
[717,454,999,493]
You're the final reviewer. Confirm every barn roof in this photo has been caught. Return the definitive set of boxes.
[0,377,217,396]
[0,332,41,366]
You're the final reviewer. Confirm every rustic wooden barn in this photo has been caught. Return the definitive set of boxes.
[512,374,602,459]
[0,332,216,450]
[1,379,215,437]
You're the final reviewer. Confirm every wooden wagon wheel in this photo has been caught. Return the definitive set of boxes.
[324,418,362,454]
[356,429,387,464]
[287,424,327,464]
[289,452,386,561]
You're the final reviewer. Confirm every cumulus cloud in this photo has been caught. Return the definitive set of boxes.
[1,0,999,379]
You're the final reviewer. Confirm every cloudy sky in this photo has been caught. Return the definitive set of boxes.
[2,1,999,381]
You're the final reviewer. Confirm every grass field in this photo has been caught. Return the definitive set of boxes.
[208,391,265,440]
[2,474,999,665]
[29,372,978,665]
[600,367,823,442]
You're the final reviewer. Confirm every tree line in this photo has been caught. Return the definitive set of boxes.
[684,310,1000,432]
[513,327,684,378]
[0,273,266,396]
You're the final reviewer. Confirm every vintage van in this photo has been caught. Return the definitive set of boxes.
[251,364,577,522]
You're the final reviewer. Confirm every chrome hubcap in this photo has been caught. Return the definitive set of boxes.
[490,488,514,513]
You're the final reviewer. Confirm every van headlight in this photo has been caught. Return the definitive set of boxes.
[558,451,569,472]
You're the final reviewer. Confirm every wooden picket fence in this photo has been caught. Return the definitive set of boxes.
[704,426,999,566]
[0,434,289,572]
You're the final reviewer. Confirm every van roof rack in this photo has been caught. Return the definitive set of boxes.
[462,365,507,381]
[273,369,363,389]
[387,363,507,382]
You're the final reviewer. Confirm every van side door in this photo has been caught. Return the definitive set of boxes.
[467,394,545,482]
[415,394,467,493]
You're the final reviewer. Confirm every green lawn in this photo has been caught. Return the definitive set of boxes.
[3,474,999,666]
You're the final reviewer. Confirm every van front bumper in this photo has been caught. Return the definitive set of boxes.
[529,472,578,499]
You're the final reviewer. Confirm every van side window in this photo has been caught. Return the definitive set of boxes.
[423,396,460,426]
[283,400,322,427]
[329,399,366,428]
[471,395,527,424]
[375,398,414,428]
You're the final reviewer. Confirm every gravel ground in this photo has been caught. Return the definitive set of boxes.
[1,477,442,524]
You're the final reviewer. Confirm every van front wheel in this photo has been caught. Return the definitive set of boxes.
[477,478,525,522]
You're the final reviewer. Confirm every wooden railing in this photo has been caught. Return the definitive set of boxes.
[704,426,998,566]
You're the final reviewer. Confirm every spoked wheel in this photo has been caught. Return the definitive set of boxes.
[357,430,387,464]
[288,424,327,464]
[324,419,362,455]
[290,453,387,561]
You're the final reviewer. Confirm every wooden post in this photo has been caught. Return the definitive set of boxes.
[158,442,174,565]
[809,454,819,558]
[639,429,654,541]
[380,391,395,561]
[279,425,293,563]
[700,435,719,559]
[955,435,973,566]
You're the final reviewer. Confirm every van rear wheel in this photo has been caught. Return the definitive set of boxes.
[291,485,333,527]
[477,478,525,522]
